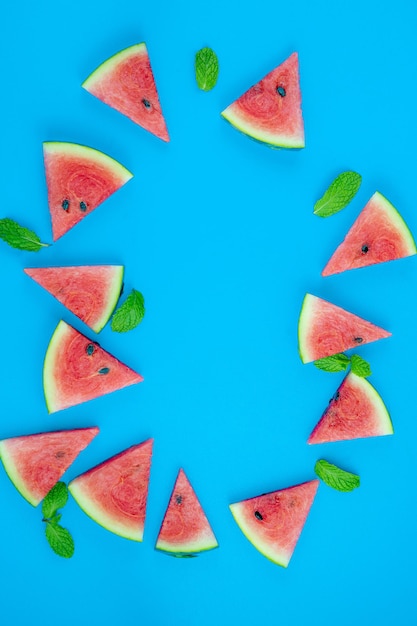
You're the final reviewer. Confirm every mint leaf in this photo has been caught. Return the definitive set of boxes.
[350,354,372,378]
[111,288,145,333]
[195,47,219,91]
[314,459,360,492]
[314,171,362,217]
[42,482,68,519]
[0,218,49,251]
[314,353,350,372]
[45,522,75,558]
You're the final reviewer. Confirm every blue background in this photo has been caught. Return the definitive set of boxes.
[0,1,416,624]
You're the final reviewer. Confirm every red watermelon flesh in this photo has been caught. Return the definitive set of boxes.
[24,265,124,333]
[322,192,417,276]
[0,427,99,506]
[68,439,153,541]
[230,480,319,567]
[308,372,393,444]
[155,469,218,556]
[221,52,304,148]
[82,43,170,142]
[298,294,391,363]
[43,142,133,241]
[43,320,143,413]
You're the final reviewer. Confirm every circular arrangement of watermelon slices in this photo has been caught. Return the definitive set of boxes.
[0,40,410,569]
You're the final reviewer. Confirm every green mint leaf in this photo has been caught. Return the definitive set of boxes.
[45,522,75,558]
[42,482,69,519]
[315,459,360,492]
[195,47,219,91]
[0,218,49,251]
[350,354,372,378]
[49,513,62,526]
[111,288,145,333]
[313,171,362,217]
[314,353,350,373]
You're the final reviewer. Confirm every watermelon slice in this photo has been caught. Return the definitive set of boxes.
[322,192,417,276]
[221,52,304,148]
[24,265,124,333]
[0,427,99,506]
[230,480,319,567]
[308,371,393,444]
[155,469,218,557]
[43,320,143,413]
[82,43,170,142]
[43,141,133,241]
[298,294,391,363]
[69,439,153,541]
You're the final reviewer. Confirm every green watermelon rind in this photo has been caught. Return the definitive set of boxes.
[82,43,147,92]
[43,141,133,184]
[43,321,70,414]
[229,501,289,567]
[308,372,394,444]
[298,293,316,363]
[68,480,144,542]
[221,106,305,149]
[84,265,124,333]
[0,440,39,506]
[155,535,219,556]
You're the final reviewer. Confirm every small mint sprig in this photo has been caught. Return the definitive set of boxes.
[42,482,74,558]
[314,353,371,377]
[0,218,49,251]
[111,288,145,333]
[315,459,360,492]
[195,47,219,91]
[314,171,362,218]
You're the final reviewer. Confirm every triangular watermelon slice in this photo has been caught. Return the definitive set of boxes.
[43,141,133,241]
[155,469,218,557]
[24,265,124,333]
[308,371,393,444]
[221,52,304,148]
[322,192,417,276]
[0,427,99,506]
[69,439,153,541]
[230,480,319,567]
[43,320,143,413]
[82,43,170,142]
[298,294,391,363]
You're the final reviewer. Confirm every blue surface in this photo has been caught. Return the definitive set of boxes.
[1,1,416,624]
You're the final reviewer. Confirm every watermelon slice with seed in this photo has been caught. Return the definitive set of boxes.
[43,141,133,241]
[221,52,304,149]
[0,427,99,506]
[155,469,218,557]
[82,43,170,142]
[230,480,319,567]
[24,265,124,333]
[69,439,153,541]
[43,320,143,413]
[298,294,391,363]
[322,192,417,276]
[308,371,393,444]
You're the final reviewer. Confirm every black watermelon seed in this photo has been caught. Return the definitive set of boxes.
[62,199,69,210]
[254,510,263,521]
[55,451,65,458]
[86,343,95,356]
[98,367,110,375]
[361,245,369,254]
[353,337,363,344]
[142,99,151,109]
[175,495,183,505]
[80,201,87,212]
[276,86,286,97]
